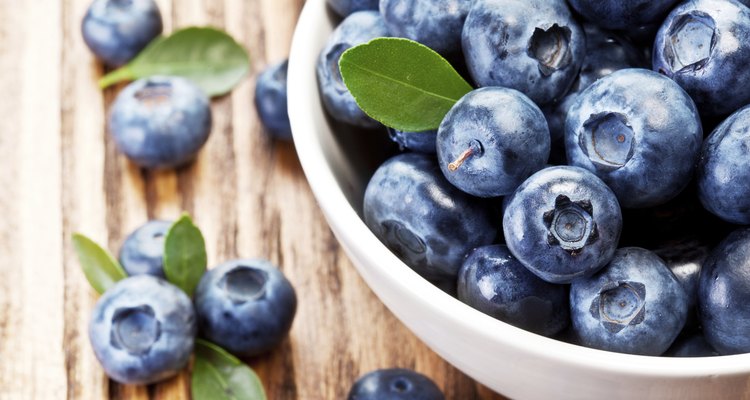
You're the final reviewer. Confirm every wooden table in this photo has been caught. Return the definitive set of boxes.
[0,0,506,398]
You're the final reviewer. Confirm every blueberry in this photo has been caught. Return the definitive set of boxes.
[255,60,292,141]
[665,332,719,357]
[81,0,163,67]
[388,128,437,154]
[653,0,750,117]
[697,105,750,224]
[194,259,297,357]
[503,166,622,284]
[436,87,550,198]
[462,0,585,105]
[363,153,497,281]
[655,238,710,322]
[118,220,172,278]
[379,0,471,55]
[567,0,680,31]
[570,247,689,356]
[545,24,645,143]
[89,275,196,384]
[457,244,569,336]
[565,68,703,208]
[317,11,389,128]
[699,228,750,354]
[327,0,379,17]
[108,76,212,169]
[347,368,444,400]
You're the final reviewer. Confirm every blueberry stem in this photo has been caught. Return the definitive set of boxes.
[448,141,481,171]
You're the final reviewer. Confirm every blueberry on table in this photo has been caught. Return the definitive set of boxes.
[317,11,388,128]
[699,228,750,354]
[653,0,750,117]
[81,0,163,67]
[503,166,622,284]
[327,0,378,17]
[457,244,569,336]
[348,368,445,400]
[462,0,585,105]
[194,259,297,357]
[564,68,703,208]
[118,219,172,278]
[697,105,750,224]
[545,24,645,143]
[437,87,550,198]
[89,275,196,385]
[379,0,471,56]
[387,128,437,154]
[363,153,497,281]
[255,60,292,141]
[108,76,212,169]
[567,0,680,31]
[570,247,689,356]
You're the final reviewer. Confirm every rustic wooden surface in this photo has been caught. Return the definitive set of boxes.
[0,0,507,398]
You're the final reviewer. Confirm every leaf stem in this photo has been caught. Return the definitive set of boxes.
[99,67,135,89]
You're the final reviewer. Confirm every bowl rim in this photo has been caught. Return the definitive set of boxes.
[287,0,750,380]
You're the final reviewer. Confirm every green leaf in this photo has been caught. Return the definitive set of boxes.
[192,339,267,400]
[163,213,207,297]
[339,37,473,132]
[72,233,128,294]
[99,27,250,97]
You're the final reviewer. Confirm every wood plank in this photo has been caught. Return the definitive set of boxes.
[0,0,508,398]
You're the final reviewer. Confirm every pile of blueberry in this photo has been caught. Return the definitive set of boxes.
[85,219,297,385]
[319,0,750,357]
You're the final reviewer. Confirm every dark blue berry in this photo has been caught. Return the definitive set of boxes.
[194,259,297,357]
[108,76,212,169]
[348,369,444,400]
[89,275,196,384]
[81,0,163,67]
[255,60,292,140]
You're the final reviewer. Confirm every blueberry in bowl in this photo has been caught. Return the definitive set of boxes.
[462,0,585,105]
[88,275,196,385]
[566,0,681,31]
[653,0,750,117]
[458,244,569,337]
[696,105,750,224]
[317,10,389,128]
[436,87,550,198]
[570,247,689,356]
[564,68,703,208]
[379,0,471,56]
[363,153,497,281]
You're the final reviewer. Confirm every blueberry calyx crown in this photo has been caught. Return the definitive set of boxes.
[663,11,717,74]
[528,24,573,77]
[380,220,426,256]
[543,195,598,256]
[135,80,174,107]
[110,305,162,355]
[589,281,646,334]
[579,112,635,171]
[220,266,269,303]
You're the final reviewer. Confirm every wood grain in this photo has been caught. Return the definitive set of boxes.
[0,0,507,399]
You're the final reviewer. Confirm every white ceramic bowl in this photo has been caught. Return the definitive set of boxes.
[287,1,750,398]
